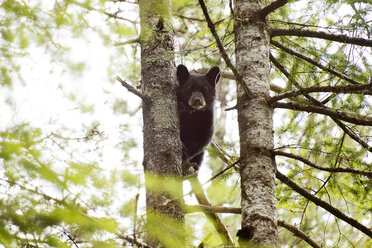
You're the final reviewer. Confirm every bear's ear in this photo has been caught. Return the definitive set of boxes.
[177,64,190,84]
[206,66,220,85]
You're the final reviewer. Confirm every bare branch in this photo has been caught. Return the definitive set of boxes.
[332,118,372,153]
[175,14,204,22]
[114,38,140,46]
[271,40,363,85]
[198,0,253,98]
[273,101,372,126]
[117,234,152,248]
[273,150,372,178]
[221,70,284,93]
[206,141,240,183]
[186,204,241,214]
[270,53,290,78]
[259,0,289,17]
[271,28,372,47]
[2,179,65,205]
[104,11,138,24]
[111,0,138,4]
[206,160,239,184]
[62,231,80,248]
[278,221,321,248]
[276,171,372,237]
[70,1,138,24]
[270,83,372,102]
[115,76,148,101]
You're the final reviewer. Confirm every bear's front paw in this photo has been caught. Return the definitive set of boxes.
[182,161,198,178]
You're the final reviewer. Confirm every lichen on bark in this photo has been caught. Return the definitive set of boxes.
[234,0,278,246]
[139,0,184,246]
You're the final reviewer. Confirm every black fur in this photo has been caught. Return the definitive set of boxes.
[176,64,220,172]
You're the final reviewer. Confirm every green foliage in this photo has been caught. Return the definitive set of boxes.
[1,0,371,247]
[146,212,187,247]
[0,124,127,247]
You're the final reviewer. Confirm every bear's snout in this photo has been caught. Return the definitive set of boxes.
[188,91,206,110]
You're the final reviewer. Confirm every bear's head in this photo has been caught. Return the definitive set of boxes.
[177,64,220,111]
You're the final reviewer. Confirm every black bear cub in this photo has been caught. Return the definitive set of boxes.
[176,64,220,173]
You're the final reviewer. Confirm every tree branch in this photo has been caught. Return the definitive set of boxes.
[269,20,363,32]
[332,118,372,153]
[114,38,140,46]
[277,221,321,248]
[271,40,363,85]
[104,11,138,24]
[186,204,240,214]
[188,143,369,245]
[186,203,321,248]
[188,176,234,245]
[270,83,372,102]
[111,0,138,4]
[176,14,204,22]
[70,0,138,24]
[259,0,289,17]
[115,76,148,101]
[117,234,152,248]
[270,54,372,152]
[198,0,252,98]
[271,28,372,47]
[221,70,284,93]
[273,101,372,126]
[276,171,372,237]
[273,150,372,178]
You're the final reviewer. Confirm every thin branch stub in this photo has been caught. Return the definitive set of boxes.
[115,76,147,101]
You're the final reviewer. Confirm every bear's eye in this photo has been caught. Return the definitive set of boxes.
[192,85,208,98]
[200,86,209,96]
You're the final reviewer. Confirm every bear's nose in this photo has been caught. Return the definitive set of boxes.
[194,98,202,105]
[189,91,206,110]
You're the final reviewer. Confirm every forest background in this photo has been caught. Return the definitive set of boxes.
[0,0,371,247]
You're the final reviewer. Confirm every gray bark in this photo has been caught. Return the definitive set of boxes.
[234,0,278,246]
[139,0,184,245]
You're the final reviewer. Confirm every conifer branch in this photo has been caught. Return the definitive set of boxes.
[270,54,372,152]
[270,83,372,102]
[198,0,253,98]
[273,150,372,178]
[269,20,361,31]
[276,171,372,237]
[271,28,372,47]
[277,221,321,248]
[273,101,372,126]
[115,76,148,101]
[271,40,363,85]
[259,0,289,17]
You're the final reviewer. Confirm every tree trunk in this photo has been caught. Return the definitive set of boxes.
[139,0,184,246]
[234,0,278,247]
